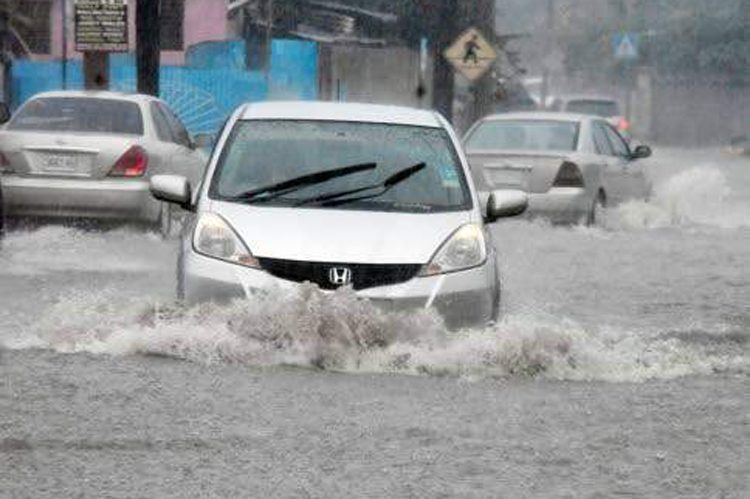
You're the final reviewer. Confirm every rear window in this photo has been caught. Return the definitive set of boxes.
[465,119,579,152]
[564,99,619,117]
[8,97,144,135]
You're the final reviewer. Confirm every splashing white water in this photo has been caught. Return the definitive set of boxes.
[6,286,746,383]
[608,166,750,230]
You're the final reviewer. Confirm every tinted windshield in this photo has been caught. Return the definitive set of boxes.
[8,97,144,135]
[210,120,471,213]
[465,120,579,151]
[564,99,619,117]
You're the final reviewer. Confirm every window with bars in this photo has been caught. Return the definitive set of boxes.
[14,0,52,54]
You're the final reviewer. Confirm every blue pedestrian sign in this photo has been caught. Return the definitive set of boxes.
[612,33,640,61]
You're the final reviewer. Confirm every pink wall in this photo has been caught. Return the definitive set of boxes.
[43,0,228,65]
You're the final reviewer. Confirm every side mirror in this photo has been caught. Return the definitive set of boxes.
[193,133,214,149]
[631,144,652,160]
[150,174,193,211]
[0,102,10,124]
[486,189,528,222]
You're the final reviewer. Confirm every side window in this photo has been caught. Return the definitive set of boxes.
[159,103,192,149]
[604,125,630,158]
[592,122,614,156]
[150,102,173,143]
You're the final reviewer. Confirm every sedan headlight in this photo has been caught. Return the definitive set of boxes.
[420,224,487,276]
[193,212,260,268]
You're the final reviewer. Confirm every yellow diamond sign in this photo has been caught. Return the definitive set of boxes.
[444,28,497,82]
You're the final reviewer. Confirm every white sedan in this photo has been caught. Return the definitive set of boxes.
[0,91,208,235]
[463,112,652,224]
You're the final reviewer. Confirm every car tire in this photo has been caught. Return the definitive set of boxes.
[586,190,607,226]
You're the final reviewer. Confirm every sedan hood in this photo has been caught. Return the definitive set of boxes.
[210,201,474,264]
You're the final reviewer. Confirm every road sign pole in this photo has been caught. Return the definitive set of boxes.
[75,0,129,92]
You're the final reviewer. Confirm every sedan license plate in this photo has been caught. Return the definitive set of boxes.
[488,168,529,189]
[38,154,90,176]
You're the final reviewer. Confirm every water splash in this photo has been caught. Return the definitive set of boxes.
[7,286,746,383]
[607,166,750,230]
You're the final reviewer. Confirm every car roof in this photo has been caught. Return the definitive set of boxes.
[478,111,592,123]
[28,90,157,104]
[557,94,619,104]
[239,101,443,128]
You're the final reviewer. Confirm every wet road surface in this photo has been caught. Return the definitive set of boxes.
[1,148,749,498]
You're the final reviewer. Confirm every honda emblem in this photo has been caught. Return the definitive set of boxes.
[328,267,353,286]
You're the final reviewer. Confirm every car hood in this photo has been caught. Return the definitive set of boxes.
[209,200,475,264]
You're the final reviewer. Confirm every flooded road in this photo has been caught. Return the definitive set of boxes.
[1,148,749,497]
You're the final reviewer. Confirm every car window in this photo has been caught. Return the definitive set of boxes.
[465,120,579,152]
[150,102,173,143]
[158,103,192,148]
[8,97,143,135]
[592,122,614,156]
[603,124,631,158]
[210,120,471,213]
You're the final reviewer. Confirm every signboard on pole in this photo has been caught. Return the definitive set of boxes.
[75,0,129,52]
[612,32,639,61]
[444,27,497,82]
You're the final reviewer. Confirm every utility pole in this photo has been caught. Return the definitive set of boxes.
[0,9,9,103]
[431,0,458,122]
[265,0,274,86]
[136,0,160,96]
[61,0,68,89]
[540,0,554,109]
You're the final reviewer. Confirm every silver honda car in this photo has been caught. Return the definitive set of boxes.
[150,102,527,328]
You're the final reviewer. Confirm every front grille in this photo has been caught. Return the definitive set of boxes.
[257,258,422,291]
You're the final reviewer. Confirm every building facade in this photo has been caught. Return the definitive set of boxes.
[13,0,229,65]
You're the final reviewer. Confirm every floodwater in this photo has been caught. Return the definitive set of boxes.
[1,148,748,497]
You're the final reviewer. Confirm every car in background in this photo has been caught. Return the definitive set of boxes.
[552,95,631,137]
[463,112,652,225]
[149,102,528,329]
[728,134,750,156]
[0,91,208,236]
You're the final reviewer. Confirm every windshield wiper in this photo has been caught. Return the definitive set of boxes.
[295,162,426,207]
[225,162,376,203]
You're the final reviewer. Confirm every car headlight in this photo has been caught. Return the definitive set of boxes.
[420,223,487,276]
[193,212,260,268]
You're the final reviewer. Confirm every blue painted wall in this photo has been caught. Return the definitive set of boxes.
[9,39,318,135]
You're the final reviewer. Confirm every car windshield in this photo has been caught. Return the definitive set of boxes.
[210,120,471,213]
[7,97,144,135]
[465,119,579,151]
[565,99,619,117]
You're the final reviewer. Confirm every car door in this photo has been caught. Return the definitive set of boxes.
[591,120,628,203]
[603,123,648,200]
[153,102,207,187]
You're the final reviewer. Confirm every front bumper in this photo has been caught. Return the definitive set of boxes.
[0,174,160,223]
[182,248,499,330]
[525,187,591,224]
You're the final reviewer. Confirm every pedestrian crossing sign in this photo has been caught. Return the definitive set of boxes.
[444,28,497,82]
[613,32,640,60]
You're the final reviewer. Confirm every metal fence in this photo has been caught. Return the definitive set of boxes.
[8,39,318,136]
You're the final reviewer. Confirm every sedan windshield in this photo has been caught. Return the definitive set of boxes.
[210,120,471,213]
[465,120,579,152]
[7,97,144,135]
